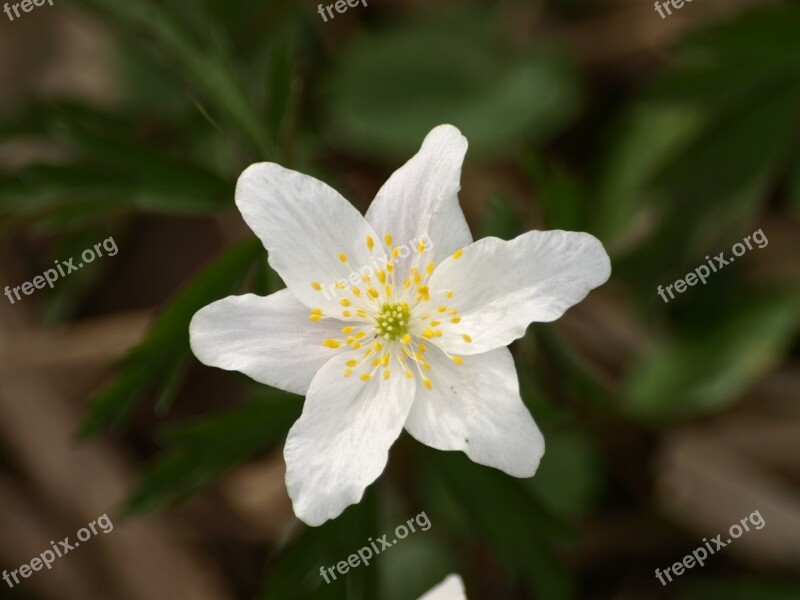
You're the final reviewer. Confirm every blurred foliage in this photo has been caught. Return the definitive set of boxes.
[1,0,799,598]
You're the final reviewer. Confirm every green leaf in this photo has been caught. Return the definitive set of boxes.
[679,578,800,600]
[71,0,271,157]
[427,450,575,600]
[79,238,264,438]
[323,8,581,161]
[624,290,800,421]
[259,488,379,600]
[121,393,301,517]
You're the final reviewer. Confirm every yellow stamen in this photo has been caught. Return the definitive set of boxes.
[339,253,348,263]
[384,233,392,246]
[462,334,472,343]
[340,298,351,307]
[311,281,322,291]
[452,249,464,259]
[342,326,355,334]
[360,373,372,381]
[452,356,464,365]
[322,339,341,349]
[423,377,432,390]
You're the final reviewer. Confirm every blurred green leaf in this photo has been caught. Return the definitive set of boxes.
[259,489,379,600]
[323,9,580,160]
[79,238,263,438]
[122,392,301,517]
[428,450,574,600]
[679,578,800,600]
[524,429,603,520]
[625,290,800,421]
[73,0,272,157]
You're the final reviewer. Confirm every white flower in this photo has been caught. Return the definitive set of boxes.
[190,125,611,526]
[418,574,467,600]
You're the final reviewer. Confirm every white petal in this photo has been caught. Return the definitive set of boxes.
[404,346,543,478]
[365,125,472,281]
[418,574,467,600]
[427,230,611,355]
[235,163,381,310]
[189,290,346,395]
[284,349,416,526]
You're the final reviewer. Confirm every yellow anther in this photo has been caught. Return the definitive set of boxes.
[311,308,323,315]
[342,326,355,334]
[339,253,348,263]
[418,240,426,253]
[400,334,411,344]
[403,278,411,289]
[322,339,341,349]
[446,291,454,298]
[405,369,414,379]
[340,298,351,307]
[414,353,425,360]
[371,359,381,367]
[414,272,421,284]
[462,334,472,343]
[345,359,357,367]
[311,281,322,291]
[451,316,461,323]
[435,330,443,337]
[385,284,392,296]
[336,281,347,290]
[426,262,435,275]
[379,353,389,367]
[420,313,431,320]
[422,329,435,339]
[374,341,383,351]
[384,233,392,246]
[423,377,432,390]
[308,315,323,322]
[360,373,372,381]
[452,356,464,365]
[344,369,353,377]
[447,308,458,314]
[452,249,464,259]
[377,270,387,284]
[352,342,362,349]
[392,247,402,259]
[356,309,368,317]
[386,263,394,273]
[368,288,379,298]
[354,331,367,339]
[342,310,352,317]
[437,306,446,313]
[401,302,410,312]
[352,287,362,297]
[422,362,431,371]
[418,344,427,352]
[366,236,374,251]
[383,370,391,380]
[430,320,441,327]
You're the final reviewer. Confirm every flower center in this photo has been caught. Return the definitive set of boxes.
[307,232,473,390]
[376,302,410,340]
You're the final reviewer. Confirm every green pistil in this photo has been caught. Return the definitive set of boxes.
[376,302,410,340]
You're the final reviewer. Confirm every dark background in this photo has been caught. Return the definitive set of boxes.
[0,0,799,598]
